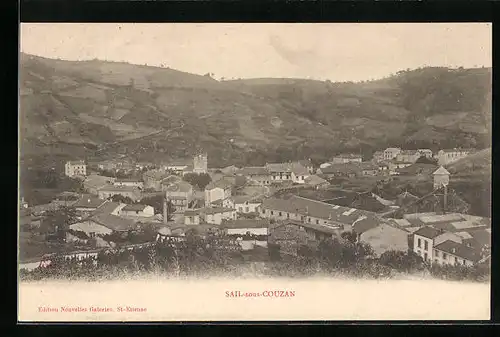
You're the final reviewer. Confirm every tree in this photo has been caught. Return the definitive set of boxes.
[110,194,134,204]
[140,195,175,220]
[341,231,358,244]
[415,156,438,165]
[183,173,212,190]
[41,206,79,240]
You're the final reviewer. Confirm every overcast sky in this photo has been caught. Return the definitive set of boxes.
[20,23,491,82]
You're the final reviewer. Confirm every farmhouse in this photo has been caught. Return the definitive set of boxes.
[266,163,293,182]
[120,204,155,218]
[70,213,139,237]
[204,179,233,207]
[113,178,144,189]
[435,148,474,165]
[331,154,362,164]
[98,185,141,202]
[260,195,382,235]
[291,163,310,184]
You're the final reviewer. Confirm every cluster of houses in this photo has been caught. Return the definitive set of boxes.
[21,146,488,271]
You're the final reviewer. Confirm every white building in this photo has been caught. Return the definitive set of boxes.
[204,179,233,207]
[193,154,208,174]
[65,160,87,178]
[119,204,155,218]
[433,240,481,267]
[113,178,144,189]
[435,148,473,165]
[383,148,402,161]
[201,207,237,225]
[412,226,463,263]
[227,196,262,214]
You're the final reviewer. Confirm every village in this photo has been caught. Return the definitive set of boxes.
[19,146,491,277]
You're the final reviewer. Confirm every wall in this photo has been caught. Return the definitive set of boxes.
[235,202,261,214]
[433,249,474,267]
[184,215,200,225]
[291,172,309,184]
[433,175,450,189]
[413,234,434,262]
[205,187,225,206]
[205,211,236,225]
[121,206,155,218]
[434,232,462,246]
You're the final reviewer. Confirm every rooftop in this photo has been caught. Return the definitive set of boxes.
[262,195,380,226]
[413,226,442,239]
[67,160,85,165]
[319,163,360,174]
[92,201,122,215]
[205,179,233,190]
[165,181,193,193]
[434,240,482,262]
[220,219,270,229]
[72,195,106,209]
[333,153,362,159]
[433,166,450,175]
[122,204,151,212]
[86,213,138,232]
[304,175,329,186]
[266,163,293,173]
[237,166,269,176]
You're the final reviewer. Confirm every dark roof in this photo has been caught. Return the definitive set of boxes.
[319,163,360,174]
[434,240,482,262]
[262,196,380,226]
[202,207,235,215]
[413,226,442,239]
[205,179,233,190]
[290,163,309,175]
[353,217,385,234]
[238,166,269,176]
[266,163,293,173]
[73,195,106,209]
[122,204,151,212]
[93,201,121,215]
[165,181,193,193]
[465,228,491,248]
[184,210,200,216]
[220,219,270,229]
[87,213,138,232]
[304,175,329,186]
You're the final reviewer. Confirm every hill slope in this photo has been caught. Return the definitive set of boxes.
[20,54,492,169]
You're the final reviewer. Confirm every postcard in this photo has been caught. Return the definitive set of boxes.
[18,23,491,322]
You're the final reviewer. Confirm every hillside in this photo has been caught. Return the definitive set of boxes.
[20,54,492,170]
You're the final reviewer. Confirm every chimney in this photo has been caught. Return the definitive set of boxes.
[163,197,168,225]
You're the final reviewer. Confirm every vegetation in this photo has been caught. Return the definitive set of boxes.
[182,173,212,190]
[140,194,175,220]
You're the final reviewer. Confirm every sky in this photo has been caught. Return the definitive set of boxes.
[20,23,491,82]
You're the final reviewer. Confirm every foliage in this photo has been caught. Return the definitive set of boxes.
[183,173,212,190]
[40,206,79,239]
[109,194,134,204]
[378,250,425,273]
[140,195,175,220]
[415,156,438,165]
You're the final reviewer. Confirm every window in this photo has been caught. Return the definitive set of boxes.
[424,240,428,250]
[279,212,282,216]
[271,211,274,215]
[417,238,421,248]
[287,213,290,219]
[424,253,428,261]
[308,218,311,223]
[434,250,439,257]
[316,219,319,224]
[454,257,457,264]
[443,253,447,259]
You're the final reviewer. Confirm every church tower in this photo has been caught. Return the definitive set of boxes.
[193,153,208,174]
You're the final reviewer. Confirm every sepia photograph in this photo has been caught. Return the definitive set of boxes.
[18,23,491,321]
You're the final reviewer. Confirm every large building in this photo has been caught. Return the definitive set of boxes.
[165,181,194,211]
[383,148,402,161]
[395,150,421,164]
[435,148,473,165]
[65,160,87,178]
[204,179,233,207]
[331,154,363,164]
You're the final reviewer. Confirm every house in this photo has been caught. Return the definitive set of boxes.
[65,160,87,178]
[388,161,412,172]
[113,178,144,189]
[291,163,310,184]
[395,150,421,164]
[143,169,170,191]
[417,149,433,158]
[331,154,363,164]
[266,163,293,182]
[227,195,262,214]
[193,153,208,174]
[200,207,237,225]
[356,222,410,256]
[297,159,315,174]
[433,166,450,189]
[435,148,473,165]
[316,163,360,178]
[83,174,115,195]
[237,167,271,186]
[260,195,382,235]
[69,212,139,238]
[163,160,191,175]
[204,179,233,207]
[220,219,269,250]
[396,163,437,176]
[412,226,463,263]
[120,204,155,218]
[97,185,141,202]
[372,151,385,162]
[72,195,107,213]
[165,181,194,211]
[377,162,390,173]
[359,162,379,176]
[160,175,183,191]
[433,240,482,267]
[304,175,330,189]
[383,148,402,161]
[184,209,201,225]
[92,201,125,216]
